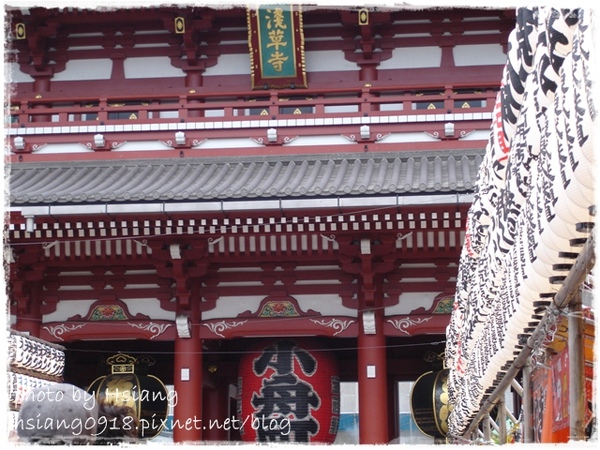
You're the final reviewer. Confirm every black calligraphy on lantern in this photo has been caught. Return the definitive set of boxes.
[264,8,289,72]
[251,340,321,442]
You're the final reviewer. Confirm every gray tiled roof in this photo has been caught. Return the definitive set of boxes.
[8,150,483,205]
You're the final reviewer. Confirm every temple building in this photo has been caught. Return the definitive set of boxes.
[4,3,595,445]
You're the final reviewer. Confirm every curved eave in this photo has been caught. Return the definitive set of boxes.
[8,150,483,214]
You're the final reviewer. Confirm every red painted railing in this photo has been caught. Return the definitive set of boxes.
[8,84,498,127]
[7,84,498,161]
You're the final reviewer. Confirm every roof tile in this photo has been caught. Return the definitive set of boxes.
[9,150,484,205]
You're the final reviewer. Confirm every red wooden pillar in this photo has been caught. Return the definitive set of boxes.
[15,313,41,336]
[203,378,230,441]
[31,75,52,123]
[357,309,388,444]
[359,63,378,82]
[15,314,41,336]
[14,283,42,337]
[185,70,204,119]
[387,378,399,443]
[173,322,203,443]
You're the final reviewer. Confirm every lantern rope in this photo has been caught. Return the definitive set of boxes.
[62,339,448,356]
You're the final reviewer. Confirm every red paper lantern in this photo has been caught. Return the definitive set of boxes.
[237,338,339,443]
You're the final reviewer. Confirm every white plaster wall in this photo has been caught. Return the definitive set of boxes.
[459,129,492,141]
[384,292,439,315]
[378,132,440,143]
[284,135,354,146]
[123,56,185,79]
[34,143,95,154]
[204,54,251,76]
[7,62,34,83]
[194,137,264,149]
[43,299,97,323]
[453,43,506,66]
[379,46,442,69]
[122,298,176,321]
[294,294,357,317]
[202,296,265,320]
[53,59,113,81]
[113,141,176,152]
[305,50,357,72]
